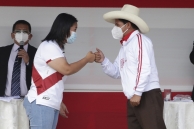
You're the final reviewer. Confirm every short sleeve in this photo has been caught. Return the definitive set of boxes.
[41,42,64,63]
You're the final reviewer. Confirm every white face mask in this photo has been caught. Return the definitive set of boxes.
[111,24,128,40]
[67,31,77,44]
[15,31,29,43]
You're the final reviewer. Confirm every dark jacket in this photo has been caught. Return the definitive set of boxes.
[0,44,37,96]
[190,43,194,64]
[190,43,194,100]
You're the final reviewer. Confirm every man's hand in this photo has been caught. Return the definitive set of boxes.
[130,95,141,107]
[94,48,105,63]
[59,102,69,118]
[17,49,29,64]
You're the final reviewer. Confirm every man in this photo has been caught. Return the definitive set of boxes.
[0,20,37,97]
[95,4,166,129]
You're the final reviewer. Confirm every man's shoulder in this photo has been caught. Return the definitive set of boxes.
[28,44,37,51]
[141,33,151,40]
[0,44,13,48]
[0,44,13,51]
[130,33,152,44]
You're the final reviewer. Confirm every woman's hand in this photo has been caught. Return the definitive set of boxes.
[85,51,95,63]
[59,102,69,118]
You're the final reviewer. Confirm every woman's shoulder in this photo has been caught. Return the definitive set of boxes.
[41,40,59,47]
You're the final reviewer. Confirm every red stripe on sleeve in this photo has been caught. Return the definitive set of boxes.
[135,34,142,90]
[46,59,52,63]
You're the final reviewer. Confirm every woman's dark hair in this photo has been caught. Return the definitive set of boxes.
[118,19,139,30]
[42,13,78,49]
[12,20,31,33]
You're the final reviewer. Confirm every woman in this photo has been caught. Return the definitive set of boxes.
[23,13,95,129]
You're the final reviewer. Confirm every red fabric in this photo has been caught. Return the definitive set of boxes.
[57,92,127,129]
[32,65,63,95]
[120,30,135,44]
[57,92,192,129]
[46,59,51,63]
[0,0,194,8]
[135,34,142,90]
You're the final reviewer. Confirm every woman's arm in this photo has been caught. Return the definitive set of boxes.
[47,51,95,75]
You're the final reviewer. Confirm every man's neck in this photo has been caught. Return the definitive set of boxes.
[15,42,29,46]
[123,28,136,37]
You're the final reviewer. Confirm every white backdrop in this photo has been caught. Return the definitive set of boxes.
[0,7,194,92]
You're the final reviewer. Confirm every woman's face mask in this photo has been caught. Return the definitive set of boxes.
[67,31,77,44]
[111,24,128,40]
[14,30,29,43]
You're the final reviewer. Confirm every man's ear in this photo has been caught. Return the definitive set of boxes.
[126,22,131,29]
[11,33,15,39]
[28,34,33,40]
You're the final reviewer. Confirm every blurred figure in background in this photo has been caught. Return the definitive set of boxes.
[0,20,36,97]
[189,41,194,101]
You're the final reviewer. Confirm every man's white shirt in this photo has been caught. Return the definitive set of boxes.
[5,43,28,96]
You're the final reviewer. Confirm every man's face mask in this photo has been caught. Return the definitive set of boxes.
[111,24,128,40]
[14,30,29,43]
[67,31,77,44]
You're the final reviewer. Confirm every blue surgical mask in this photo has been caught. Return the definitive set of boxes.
[67,31,77,44]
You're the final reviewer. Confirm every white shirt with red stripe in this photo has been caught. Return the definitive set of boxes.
[101,30,160,99]
[26,40,67,110]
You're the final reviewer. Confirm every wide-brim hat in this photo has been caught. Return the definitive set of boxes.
[103,4,149,33]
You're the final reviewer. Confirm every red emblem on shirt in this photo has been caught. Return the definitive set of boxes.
[120,58,125,68]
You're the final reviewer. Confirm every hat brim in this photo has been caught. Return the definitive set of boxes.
[103,11,149,33]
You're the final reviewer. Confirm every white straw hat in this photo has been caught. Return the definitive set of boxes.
[103,4,149,33]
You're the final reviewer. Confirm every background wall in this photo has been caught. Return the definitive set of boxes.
[0,1,194,129]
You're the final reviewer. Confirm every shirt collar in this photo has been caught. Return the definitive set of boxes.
[13,43,28,52]
[120,30,135,45]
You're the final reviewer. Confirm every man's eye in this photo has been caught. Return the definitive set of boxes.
[23,31,28,34]
[15,31,21,33]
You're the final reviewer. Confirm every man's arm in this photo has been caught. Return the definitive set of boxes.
[95,48,121,79]
[26,46,37,90]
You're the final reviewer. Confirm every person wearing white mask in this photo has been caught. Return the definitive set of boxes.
[0,20,37,97]
[23,13,95,129]
[95,4,166,129]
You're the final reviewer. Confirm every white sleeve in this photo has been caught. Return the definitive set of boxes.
[41,43,64,63]
[126,35,151,96]
[101,56,121,79]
